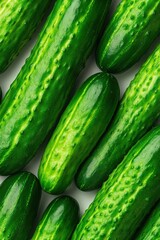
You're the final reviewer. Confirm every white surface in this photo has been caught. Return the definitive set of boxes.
[0,0,159,224]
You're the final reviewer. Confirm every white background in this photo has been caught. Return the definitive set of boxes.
[0,0,159,225]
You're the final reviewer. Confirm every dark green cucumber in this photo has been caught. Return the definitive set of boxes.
[38,73,119,194]
[72,126,160,240]
[76,44,160,191]
[0,0,51,73]
[0,0,111,175]
[32,196,79,240]
[0,172,41,240]
[96,0,160,73]
[136,201,160,240]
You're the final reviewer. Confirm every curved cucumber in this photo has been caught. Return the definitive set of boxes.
[38,73,119,194]
[0,172,41,240]
[72,126,160,240]
[76,44,160,191]
[32,196,79,240]
[96,0,160,73]
[0,0,111,175]
[0,0,51,73]
[136,201,160,240]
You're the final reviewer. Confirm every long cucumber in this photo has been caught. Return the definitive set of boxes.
[72,126,160,240]
[0,0,111,175]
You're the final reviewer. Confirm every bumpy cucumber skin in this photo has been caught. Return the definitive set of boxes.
[72,126,160,240]
[0,0,51,73]
[136,201,160,240]
[0,0,111,175]
[38,73,120,194]
[32,196,79,240]
[96,0,160,73]
[76,44,160,191]
[0,172,41,240]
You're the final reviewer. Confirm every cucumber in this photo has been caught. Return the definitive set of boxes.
[0,0,51,73]
[96,0,160,73]
[0,0,111,175]
[32,196,79,240]
[72,126,160,240]
[76,44,160,191]
[0,172,41,240]
[38,73,119,194]
[136,201,160,240]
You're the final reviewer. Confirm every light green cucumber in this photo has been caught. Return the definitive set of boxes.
[38,72,119,194]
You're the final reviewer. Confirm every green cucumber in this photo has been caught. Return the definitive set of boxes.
[0,172,41,240]
[96,0,160,73]
[0,0,51,73]
[76,44,160,191]
[72,126,160,240]
[32,196,79,240]
[136,201,160,240]
[0,0,111,175]
[38,73,119,194]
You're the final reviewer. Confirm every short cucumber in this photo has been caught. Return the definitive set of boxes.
[76,44,160,191]
[32,196,79,240]
[38,73,119,194]
[0,0,51,72]
[96,0,160,73]
[72,126,160,240]
[0,0,111,175]
[136,201,160,240]
[0,172,41,240]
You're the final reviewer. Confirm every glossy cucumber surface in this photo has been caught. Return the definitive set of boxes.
[38,73,120,194]
[136,201,160,240]
[97,0,160,73]
[0,0,111,175]
[0,0,51,72]
[76,44,160,191]
[32,196,79,240]
[0,172,41,240]
[72,126,160,240]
